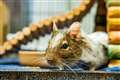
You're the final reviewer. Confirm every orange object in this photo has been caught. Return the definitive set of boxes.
[3,41,13,51]
[109,31,120,44]
[81,0,91,6]
[79,4,87,12]
[19,51,49,67]
[107,24,120,31]
[108,60,120,68]
[22,27,31,37]
[108,7,120,18]
[29,24,40,38]
[54,15,67,28]
[107,18,120,31]
[42,18,53,33]
[9,38,18,46]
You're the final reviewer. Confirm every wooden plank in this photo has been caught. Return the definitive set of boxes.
[19,51,49,67]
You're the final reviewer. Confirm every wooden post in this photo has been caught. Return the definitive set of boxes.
[95,0,107,32]
[0,1,10,45]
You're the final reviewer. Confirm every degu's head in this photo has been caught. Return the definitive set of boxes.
[46,22,86,69]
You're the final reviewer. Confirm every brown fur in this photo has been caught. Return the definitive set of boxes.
[46,22,108,70]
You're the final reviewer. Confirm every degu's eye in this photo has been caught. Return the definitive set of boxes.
[61,42,69,49]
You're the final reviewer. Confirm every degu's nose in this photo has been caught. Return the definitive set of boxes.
[47,59,54,65]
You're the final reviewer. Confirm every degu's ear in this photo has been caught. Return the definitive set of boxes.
[51,21,59,37]
[67,22,81,38]
[53,21,58,32]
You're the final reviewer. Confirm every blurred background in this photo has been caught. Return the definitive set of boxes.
[4,0,97,33]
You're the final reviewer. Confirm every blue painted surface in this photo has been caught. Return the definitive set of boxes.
[0,58,120,72]
[102,67,120,72]
[0,58,19,64]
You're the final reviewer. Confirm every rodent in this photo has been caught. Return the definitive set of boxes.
[46,22,108,71]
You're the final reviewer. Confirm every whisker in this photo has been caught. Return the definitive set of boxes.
[62,63,79,79]
[63,59,90,68]
[58,66,63,70]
